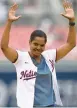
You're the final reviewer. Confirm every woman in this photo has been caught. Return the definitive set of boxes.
[1,0,76,108]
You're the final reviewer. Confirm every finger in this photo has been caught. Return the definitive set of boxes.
[63,1,67,11]
[10,3,16,9]
[65,1,72,8]
[16,15,22,19]
[63,0,72,9]
[61,12,64,15]
[60,13,67,18]
[10,3,18,11]
[12,4,18,10]
[60,13,71,19]
[64,1,69,8]
[67,2,72,8]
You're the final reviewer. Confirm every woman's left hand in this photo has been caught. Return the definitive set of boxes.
[61,0,75,21]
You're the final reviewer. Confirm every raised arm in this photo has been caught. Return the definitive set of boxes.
[1,3,21,63]
[56,0,76,61]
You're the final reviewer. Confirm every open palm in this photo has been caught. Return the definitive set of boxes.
[61,1,75,20]
[8,3,21,22]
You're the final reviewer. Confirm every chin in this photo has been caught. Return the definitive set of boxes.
[33,53,41,57]
[34,54,41,57]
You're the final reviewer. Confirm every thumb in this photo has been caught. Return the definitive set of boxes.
[60,13,65,17]
[60,13,68,19]
[17,15,22,19]
[60,12,72,20]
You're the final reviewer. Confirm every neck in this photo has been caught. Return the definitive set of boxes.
[28,51,42,63]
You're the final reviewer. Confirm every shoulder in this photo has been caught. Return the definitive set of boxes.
[42,49,57,61]
[16,50,28,56]
[13,50,28,65]
[42,49,56,55]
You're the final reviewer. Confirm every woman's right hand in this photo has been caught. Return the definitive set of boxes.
[8,3,21,22]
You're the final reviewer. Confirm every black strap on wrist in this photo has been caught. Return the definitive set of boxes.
[69,22,75,26]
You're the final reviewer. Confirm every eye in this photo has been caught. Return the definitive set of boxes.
[34,43,38,46]
[41,44,45,47]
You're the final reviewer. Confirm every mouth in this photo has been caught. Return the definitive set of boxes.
[34,50,41,54]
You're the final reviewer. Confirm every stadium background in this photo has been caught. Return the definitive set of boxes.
[0,0,77,107]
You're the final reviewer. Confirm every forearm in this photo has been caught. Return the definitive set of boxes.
[67,19,76,46]
[1,20,12,49]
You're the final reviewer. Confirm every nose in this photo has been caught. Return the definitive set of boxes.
[37,45,41,50]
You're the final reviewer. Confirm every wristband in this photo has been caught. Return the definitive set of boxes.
[69,22,75,26]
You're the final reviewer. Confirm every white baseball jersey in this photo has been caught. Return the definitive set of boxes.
[13,49,63,108]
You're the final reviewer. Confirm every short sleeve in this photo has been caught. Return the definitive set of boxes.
[42,49,57,62]
[47,49,56,61]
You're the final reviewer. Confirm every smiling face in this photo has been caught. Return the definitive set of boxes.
[29,36,46,57]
